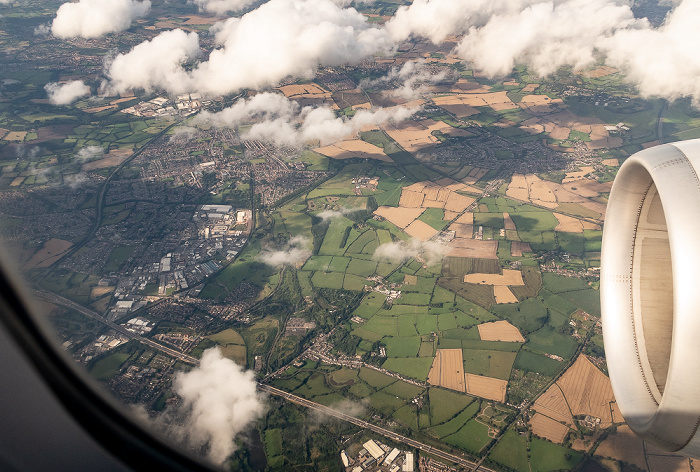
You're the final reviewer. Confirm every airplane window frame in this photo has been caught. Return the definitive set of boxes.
[0,253,218,472]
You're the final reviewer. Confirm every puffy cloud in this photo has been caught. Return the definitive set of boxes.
[105,0,392,95]
[599,0,700,103]
[360,60,449,99]
[51,0,150,39]
[316,207,365,221]
[44,80,90,105]
[199,92,418,146]
[373,238,447,265]
[171,349,266,465]
[455,0,640,77]
[64,172,90,189]
[169,126,198,142]
[384,0,512,44]
[105,29,200,95]
[191,0,257,15]
[76,145,104,162]
[33,23,51,36]
[257,235,311,268]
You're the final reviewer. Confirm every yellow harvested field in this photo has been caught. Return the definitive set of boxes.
[530,413,570,444]
[10,177,24,186]
[432,95,481,117]
[478,320,525,342]
[529,179,557,203]
[443,211,459,221]
[645,443,693,472]
[554,213,584,233]
[583,66,618,78]
[428,349,466,392]
[456,212,473,224]
[510,241,531,257]
[374,206,424,228]
[423,199,444,209]
[460,185,483,194]
[464,373,507,402]
[506,174,529,200]
[451,79,492,94]
[503,213,516,230]
[519,94,564,114]
[384,119,472,153]
[580,200,607,219]
[563,166,595,183]
[564,179,612,197]
[582,221,601,230]
[403,182,426,193]
[399,190,425,208]
[315,139,391,162]
[444,192,475,213]
[24,239,73,269]
[83,105,117,113]
[82,149,133,171]
[595,425,646,470]
[4,131,27,141]
[494,286,518,304]
[522,83,540,92]
[405,220,439,241]
[602,158,619,167]
[423,183,441,201]
[448,238,498,259]
[277,83,329,98]
[558,355,616,426]
[647,455,693,472]
[403,274,418,285]
[464,269,524,286]
[449,223,473,238]
[0,128,9,138]
[533,383,575,427]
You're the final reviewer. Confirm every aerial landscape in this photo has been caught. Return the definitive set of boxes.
[0,0,698,470]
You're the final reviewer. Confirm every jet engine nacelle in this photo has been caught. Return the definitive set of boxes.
[602,139,700,456]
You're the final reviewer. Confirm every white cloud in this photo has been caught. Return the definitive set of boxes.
[172,349,266,465]
[316,208,361,221]
[64,172,90,189]
[257,235,311,268]
[44,80,90,105]
[33,23,51,36]
[373,238,447,265]
[599,0,700,103]
[76,145,104,162]
[199,92,418,146]
[51,0,150,39]
[105,29,200,95]
[455,0,641,77]
[169,126,198,142]
[105,0,392,96]
[191,0,257,15]
[361,60,449,99]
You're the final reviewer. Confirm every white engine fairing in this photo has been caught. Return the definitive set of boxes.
[602,139,700,456]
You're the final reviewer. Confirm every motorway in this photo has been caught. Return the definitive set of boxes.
[38,290,497,470]
[259,384,495,472]
[33,290,199,365]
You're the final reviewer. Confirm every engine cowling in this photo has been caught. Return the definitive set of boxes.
[602,139,700,456]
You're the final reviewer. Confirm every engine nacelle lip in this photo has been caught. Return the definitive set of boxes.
[602,139,700,453]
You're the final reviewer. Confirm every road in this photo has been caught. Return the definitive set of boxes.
[259,384,496,472]
[38,290,497,470]
[33,290,198,365]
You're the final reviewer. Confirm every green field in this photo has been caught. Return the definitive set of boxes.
[382,357,434,380]
[90,352,129,381]
[489,429,529,472]
[513,350,566,377]
[384,336,421,357]
[428,388,474,425]
[359,367,396,389]
[430,401,480,438]
[443,418,492,453]
[530,437,583,472]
